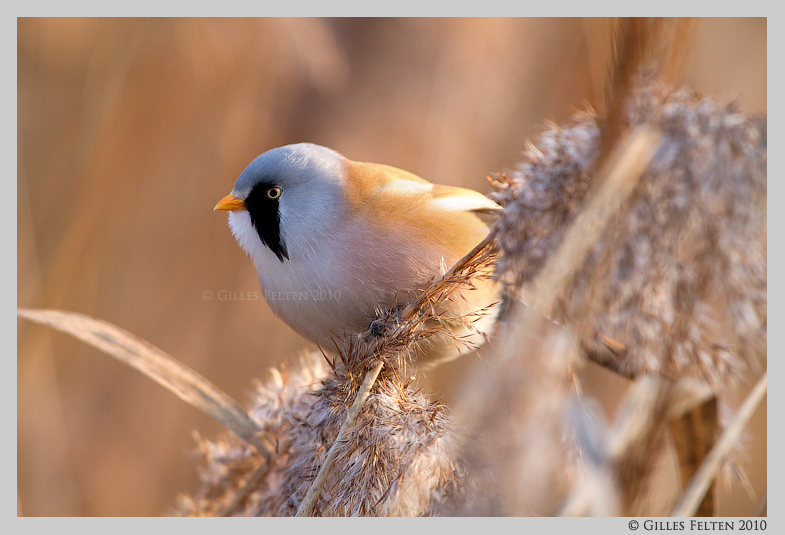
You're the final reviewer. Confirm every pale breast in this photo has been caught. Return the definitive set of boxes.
[254,210,485,349]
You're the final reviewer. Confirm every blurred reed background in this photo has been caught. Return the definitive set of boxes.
[17,18,766,516]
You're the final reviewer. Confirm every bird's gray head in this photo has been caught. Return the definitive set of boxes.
[227,143,348,263]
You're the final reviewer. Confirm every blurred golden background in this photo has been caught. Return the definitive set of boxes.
[18,18,766,516]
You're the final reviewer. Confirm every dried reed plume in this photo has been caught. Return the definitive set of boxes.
[176,237,497,516]
[491,79,766,386]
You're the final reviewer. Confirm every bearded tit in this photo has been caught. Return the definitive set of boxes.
[215,143,501,368]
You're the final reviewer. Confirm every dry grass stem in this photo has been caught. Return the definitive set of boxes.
[558,373,716,516]
[670,397,719,516]
[453,324,580,515]
[16,308,271,459]
[458,124,661,440]
[295,361,384,517]
[671,373,767,517]
[597,18,696,164]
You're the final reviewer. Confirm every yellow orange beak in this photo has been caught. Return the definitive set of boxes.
[213,193,246,211]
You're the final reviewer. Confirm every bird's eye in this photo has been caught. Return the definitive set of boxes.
[266,186,282,200]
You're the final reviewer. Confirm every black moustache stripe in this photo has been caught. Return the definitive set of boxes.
[244,183,289,262]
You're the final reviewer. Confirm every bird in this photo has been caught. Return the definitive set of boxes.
[215,143,501,369]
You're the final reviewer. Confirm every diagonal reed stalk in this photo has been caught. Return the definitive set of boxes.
[671,372,767,517]
[16,308,272,461]
[295,361,384,517]
[458,125,662,436]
